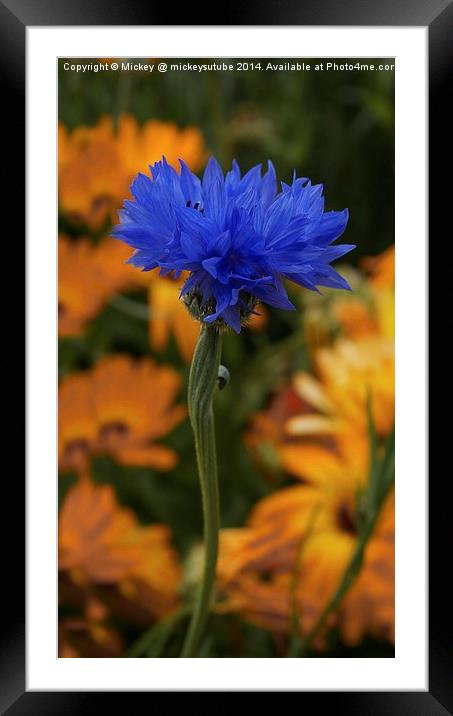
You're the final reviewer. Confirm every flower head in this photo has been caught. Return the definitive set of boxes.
[287,336,395,440]
[217,435,394,647]
[59,354,186,474]
[58,236,111,336]
[59,477,181,623]
[112,157,354,332]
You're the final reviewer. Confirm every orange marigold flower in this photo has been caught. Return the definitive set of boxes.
[96,523,182,624]
[148,273,201,363]
[302,246,395,348]
[59,235,151,338]
[83,241,200,362]
[217,436,394,648]
[367,246,395,340]
[94,236,150,293]
[332,297,378,339]
[59,478,181,625]
[287,336,394,440]
[230,252,395,647]
[58,114,206,230]
[59,236,111,336]
[116,114,206,180]
[58,370,97,476]
[59,355,185,473]
[59,117,127,230]
[59,479,140,582]
[362,245,395,289]
[283,266,395,444]
[84,238,200,362]
[245,383,319,479]
[90,355,185,468]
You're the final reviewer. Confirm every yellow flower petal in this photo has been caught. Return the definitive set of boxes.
[292,372,335,414]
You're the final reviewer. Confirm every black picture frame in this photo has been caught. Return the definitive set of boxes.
[6,0,447,710]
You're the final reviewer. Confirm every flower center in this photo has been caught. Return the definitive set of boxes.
[336,502,357,535]
[64,438,91,461]
[183,287,258,329]
[99,421,130,443]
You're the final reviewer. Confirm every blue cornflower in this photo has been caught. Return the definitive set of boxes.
[112,156,354,333]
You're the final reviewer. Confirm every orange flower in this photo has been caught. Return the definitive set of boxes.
[59,117,127,230]
[94,236,150,293]
[367,246,395,340]
[338,509,394,646]
[217,434,394,647]
[287,336,394,440]
[332,298,378,339]
[362,245,395,289]
[59,236,111,336]
[80,239,201,362]
[285,250,394,444]
[116,114,206,180]
[302,246,395,348]
[301,266,366,350]
[223,249,395,649]
[59,235,151,337]
[96,523,182,624]
[148,273,201,363]
[59,478,181,625]
[91,355,185,468]
[59,230,215,360]
[59,114,206,230]
[58,370,97,475]
[76,236,201,362]
[59,354,185,473]
[59,479,140,582]
[245,383,317,479]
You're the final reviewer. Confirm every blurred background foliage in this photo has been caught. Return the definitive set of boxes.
[58,58,394,659]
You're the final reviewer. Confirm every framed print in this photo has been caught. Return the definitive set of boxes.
[3,0,448,709]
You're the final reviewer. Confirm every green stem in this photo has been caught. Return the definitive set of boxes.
[127,606,191,657]
[180,325,223,657]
